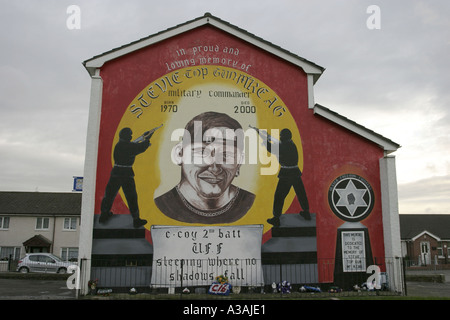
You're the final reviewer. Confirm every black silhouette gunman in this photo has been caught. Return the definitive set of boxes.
[99,125,161,228]
[254,127,311,227]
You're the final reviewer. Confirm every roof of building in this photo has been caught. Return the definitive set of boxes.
[83,12,325,82]
[400,214,450,240]
[0,192,81,216]
[314,104,401,153]
[23,234,52,247]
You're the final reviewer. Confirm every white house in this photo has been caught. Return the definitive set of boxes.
[0,192,81,271]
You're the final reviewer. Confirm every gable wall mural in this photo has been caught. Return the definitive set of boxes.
[81,18,399,291]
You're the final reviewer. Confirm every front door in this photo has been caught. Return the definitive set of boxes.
[420,241,430,265]
[30,246,49,253]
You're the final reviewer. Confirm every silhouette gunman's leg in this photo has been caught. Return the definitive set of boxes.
[268,179,292,227]
[293,178,311,220]
[122,177,147,228]
[99,177,121,223]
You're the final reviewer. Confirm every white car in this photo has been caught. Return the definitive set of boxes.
[17,253,76,274]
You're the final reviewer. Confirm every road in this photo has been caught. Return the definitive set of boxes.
[0,278,76,300]
[405,270,450,298]
[406,281,450,298]
[0,271,449,299]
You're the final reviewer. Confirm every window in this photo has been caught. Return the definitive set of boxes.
[36,217,50,230]
[0,247,20,260]
[29,255,39,262]
[437,246,444,257]
[61,248,78,262]
[41,255,55,264]
[63,217,77,231]
[0,217,10,230]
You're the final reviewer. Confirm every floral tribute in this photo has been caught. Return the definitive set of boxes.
[208,275,232,296]
[277,280,292,294]
[88,279,98,295]
[215,275,229,284]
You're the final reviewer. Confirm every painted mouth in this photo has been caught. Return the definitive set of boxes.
[199,175,224,184]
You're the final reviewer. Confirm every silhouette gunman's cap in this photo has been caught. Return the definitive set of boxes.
[280,128,292,142]
[119,127,132,141]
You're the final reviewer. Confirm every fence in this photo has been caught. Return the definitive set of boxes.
[0,257,18,272]
[81,256,405,296]
[404,256,450,271]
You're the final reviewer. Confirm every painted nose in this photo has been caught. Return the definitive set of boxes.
[207,160,223,175]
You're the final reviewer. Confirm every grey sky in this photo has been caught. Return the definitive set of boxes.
[0,0,449,214]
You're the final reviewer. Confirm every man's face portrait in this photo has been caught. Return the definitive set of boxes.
[177,130,244,199]
[155,111,255,224]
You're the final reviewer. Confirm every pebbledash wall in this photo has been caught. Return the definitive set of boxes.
[78,13,402,294]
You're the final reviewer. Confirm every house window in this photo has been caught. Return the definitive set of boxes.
[63,218,77,231]
[437,246,444,257]
[0,247,20,260]
[0,217,10,230]
[36,217,50,230]
[61,247,78,262]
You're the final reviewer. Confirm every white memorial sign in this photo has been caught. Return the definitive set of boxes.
[341,231,366,272]
[151,225,264,287]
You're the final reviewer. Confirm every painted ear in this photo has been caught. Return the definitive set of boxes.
[171,143,183,166]
[237,151,245,165]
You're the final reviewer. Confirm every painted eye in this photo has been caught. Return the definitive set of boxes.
[221,152,236,162]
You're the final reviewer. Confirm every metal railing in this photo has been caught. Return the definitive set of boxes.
[404,256,450,270]
[80,256,405,296]
[0,257,18,272]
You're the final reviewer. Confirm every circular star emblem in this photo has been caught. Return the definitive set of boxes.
[328,174,374,222]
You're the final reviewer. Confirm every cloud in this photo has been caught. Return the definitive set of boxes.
[0,1,449,217]
[398,175,450,214]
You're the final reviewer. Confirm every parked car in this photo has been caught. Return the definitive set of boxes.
[16,253,76,274]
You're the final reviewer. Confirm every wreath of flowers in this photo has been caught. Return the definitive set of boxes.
[215,275,229,284]
[209,275,232,296]
[88,279,98,289]
[277,280,292,294]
